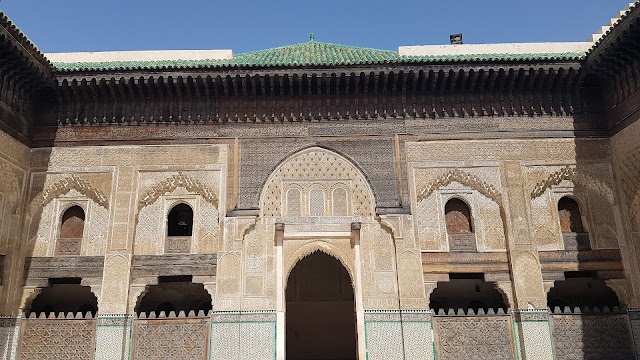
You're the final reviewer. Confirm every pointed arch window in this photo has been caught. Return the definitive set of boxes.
[56,206,85,255]
[558,197,590,250]
[166,203,193,253]
[445,198,476,251]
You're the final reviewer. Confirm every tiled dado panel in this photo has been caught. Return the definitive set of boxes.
[0,317,20,360]
[210,312,276,360]
[94,315,132,360]
[364,311,434,360]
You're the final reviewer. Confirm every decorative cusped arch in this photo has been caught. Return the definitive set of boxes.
[530,166,614,203]
[137,172,218,211]
[285,241,355,287]
[28,174,109,215]
[260,147,375,217]
[417,169,502,204]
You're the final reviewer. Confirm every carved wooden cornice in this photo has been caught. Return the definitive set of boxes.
[46,64,596,127]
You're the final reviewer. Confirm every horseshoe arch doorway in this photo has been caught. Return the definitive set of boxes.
[285,251,357,360]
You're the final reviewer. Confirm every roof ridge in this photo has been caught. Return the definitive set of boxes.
[587,0,640,52]
[234,40,397,57]
[0,11,52,71]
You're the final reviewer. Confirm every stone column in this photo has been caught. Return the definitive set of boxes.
[501,161,554,358]
[275,223,285,360]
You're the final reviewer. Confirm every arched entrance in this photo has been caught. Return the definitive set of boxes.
[286,251,357,360]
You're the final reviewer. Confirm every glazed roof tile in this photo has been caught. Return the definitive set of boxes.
[52,41,586,73]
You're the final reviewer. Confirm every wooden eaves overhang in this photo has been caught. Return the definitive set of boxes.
[46,41,592,127]
[585,1,640,132]
[0,12,56,142]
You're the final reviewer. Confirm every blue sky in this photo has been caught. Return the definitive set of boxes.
[0,0,632,54]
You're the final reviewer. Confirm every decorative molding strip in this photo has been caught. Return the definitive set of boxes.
[137,310,210,319]
[211,310,277,323]
[512,310,550,322]
[432,308,509,316]
[26,312,95,319]
[96,315,133,326]
[549,305,626,314]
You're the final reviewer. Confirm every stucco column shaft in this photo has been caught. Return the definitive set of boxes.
[501,161,546,308]
[501,162,553,360]
[275,223,285,360]
[352,222,367,360]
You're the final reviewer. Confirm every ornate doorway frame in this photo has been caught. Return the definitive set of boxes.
[274,221,366,360]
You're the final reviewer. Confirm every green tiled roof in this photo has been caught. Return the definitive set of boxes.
[52,40,586,73]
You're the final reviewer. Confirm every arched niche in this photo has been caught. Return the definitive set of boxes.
[167,203,194,237]
[285,251,356,359]
[56,205,85,255]
[429,274,508,313]
[26,280,98,317]
[547,273,621,310]
[558,196,585,233]
[134,276,212,316]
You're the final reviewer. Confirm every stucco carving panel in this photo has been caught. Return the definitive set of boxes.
[415,176,505,252]
[513,251,545,308]
[101,255,130,314]
[216,252,242,307]
[29,189,109,257]
[134,184,220,255]
[527,165,620,250]
[398,250,427,308]
[260,147,374,217]
[29,173,110,215]
[416,168,502,204]
[360,223,399,309]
